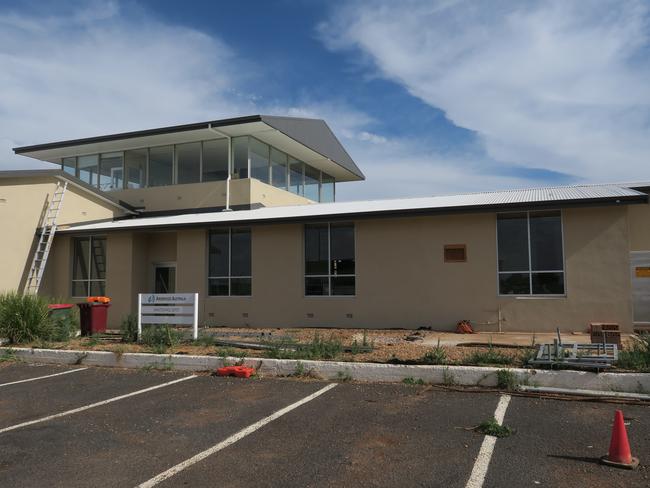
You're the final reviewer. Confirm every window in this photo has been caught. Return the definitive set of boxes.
[124,148,147,189]
[304,165,320,201]
[208,228,252,296]
[148,145,174,187]
[99,152,123,191]
[249,138,270,183]
[202,139,229,181]
[289,158,304,195]
[176,142,201,185]
[305,223,355,296]
[497,211,564,295]
[72,236,106,297]
[62,157,76,177]
[232,137,249,179]
[321,173,335,202]
[77,155,99,187]
[270,148,288,190]
[444,244,467,263]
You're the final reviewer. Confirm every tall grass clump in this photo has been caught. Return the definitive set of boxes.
[0,292,53,343]
[141,325,182,354]
[617,334,650,371]
[120,314,138,343]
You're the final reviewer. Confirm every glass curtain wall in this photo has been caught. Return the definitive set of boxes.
[232,137,249,179]
[289,158,304,195]
[148,145,174,187]
[77,155,99,187]
[249,138,270,184]
[62,157,76,177]
[304,165,320,201]
[124,148,147,189]
[202,139,229,181]
[270,148,288,189]
[176,142,201,185]
[99,152,124,191]
[321,173,335,203]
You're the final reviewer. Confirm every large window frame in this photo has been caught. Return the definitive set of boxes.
[207,227,252,297]
[496,210,566,297]
[71,236,107,298]
[304,222,356,297]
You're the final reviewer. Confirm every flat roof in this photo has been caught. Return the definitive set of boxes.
[13,115,364,182]
[59,183,646,233]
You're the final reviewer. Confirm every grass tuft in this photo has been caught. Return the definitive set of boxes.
[403,377,426,386]
[495,369,517,390]
[617,334,650,371]
[475,418,514,438]
[419,339,448,365]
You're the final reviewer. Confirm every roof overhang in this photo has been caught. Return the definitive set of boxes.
[13,115,364,182]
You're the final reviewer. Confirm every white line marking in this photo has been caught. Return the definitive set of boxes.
[136,383,338,488]
[465,394,512,488]
[0,367,88,387]
[0,375,196,434]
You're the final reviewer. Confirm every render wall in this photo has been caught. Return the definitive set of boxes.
[628,197,650,251]
[0,177,124,293]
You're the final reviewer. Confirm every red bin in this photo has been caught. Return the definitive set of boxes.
[77,303,110,336]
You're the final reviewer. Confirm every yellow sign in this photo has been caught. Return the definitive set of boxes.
[636,267,650,278]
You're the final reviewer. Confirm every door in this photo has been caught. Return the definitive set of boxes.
[631,251,650,324]
[154,264,176,293]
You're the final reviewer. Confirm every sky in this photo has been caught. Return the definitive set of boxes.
[0,0,649,201]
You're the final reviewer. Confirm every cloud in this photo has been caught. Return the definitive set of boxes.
[319,0,650,183]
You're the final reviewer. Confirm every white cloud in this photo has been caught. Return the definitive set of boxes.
[319,0,650,183]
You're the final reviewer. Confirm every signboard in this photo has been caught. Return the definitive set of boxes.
[137,293,198,340]
[635,267,650,278]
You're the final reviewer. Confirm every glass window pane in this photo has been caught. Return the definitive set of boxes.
[305,277,329,296]
[89,237,106,280]
[208,278,229,296]
[202,139,228,182]
[62,157,76,176]
[73,238,90,280]
[532,272,564,294]
[289,158,304,195]
[230,278,251,296]
[90,281,106,296]
[270,148,287,189]
[330,223,355,275]
[305,224,329,275]
[497,213,529,272]
[72,281,89,297]
[530,211,563,271]
[176,142,201,185]
[148,145,174,187]
[304,165,320,201]
[499,273,531,295]
[230,228,251,277]
[331,276,355,296]
[232,137,248,179]
[321,173,335,203]
[208,230,229,277]
[99,152,123,191]
[124,148,147,189]
[77,155,99,187]
[249,138,270,183]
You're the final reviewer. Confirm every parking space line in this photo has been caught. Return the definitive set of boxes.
[136,382,338,488]
[0,367,88,387]
[465,394,512,488]
[0,375,197,434]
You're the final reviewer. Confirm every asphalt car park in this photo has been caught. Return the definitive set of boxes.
[0,362,648,488]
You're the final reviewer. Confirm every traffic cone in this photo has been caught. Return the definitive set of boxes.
[600,410,639,469]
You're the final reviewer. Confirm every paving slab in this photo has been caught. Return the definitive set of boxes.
[485,396,650,488]
[0,373,328,488]
[160,384,501,488]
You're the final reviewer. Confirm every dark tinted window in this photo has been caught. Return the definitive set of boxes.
[330,223,355,275]
[304,223,355,296]
[202,139,229,181]
[208,228,251,296]
[305,224,329,275]
[497,213,528,272]
[530,211,563,271]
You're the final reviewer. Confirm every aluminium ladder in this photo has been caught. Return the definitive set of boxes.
[24,180,68,294]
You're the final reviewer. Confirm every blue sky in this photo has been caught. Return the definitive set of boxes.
[1,0,649,200]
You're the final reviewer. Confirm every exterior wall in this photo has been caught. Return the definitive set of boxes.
[0,177,125,293]
[110,178,312,212]
[43,205,635,331]
[628,198,650,251]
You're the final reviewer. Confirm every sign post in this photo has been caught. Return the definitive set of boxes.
[137,293,199,341]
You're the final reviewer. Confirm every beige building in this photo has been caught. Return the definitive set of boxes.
[3,115,650,332]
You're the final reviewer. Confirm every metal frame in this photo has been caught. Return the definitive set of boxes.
[303,222,356,297]
[71,235,107,298]
[206,227,252,297]
[496,209,567,297]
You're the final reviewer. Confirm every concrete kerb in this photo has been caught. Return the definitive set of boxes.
[2,347,649,394]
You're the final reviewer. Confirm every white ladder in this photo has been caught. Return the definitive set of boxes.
[24,180,68,294]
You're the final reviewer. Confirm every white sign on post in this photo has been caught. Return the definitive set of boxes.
[137,293,199,340]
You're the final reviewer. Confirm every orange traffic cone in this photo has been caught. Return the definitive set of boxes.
[600,410,639,469]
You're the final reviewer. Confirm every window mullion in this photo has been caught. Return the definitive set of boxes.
[526,211,532,295]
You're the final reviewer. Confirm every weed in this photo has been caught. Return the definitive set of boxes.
[120,315,138,343]
[464,345,514,366]
[141,325,182,354]
[86,336,100,347]
[336,369,352,382]
[264,333,343,361]
[617,334,650,371]
[112,344,126,359]
[475,418,514,438]
[442,367,457,386]
[403,377,426,386]
[193,334,216,347]
[0,348,17,362]
[420,339,447,365]
[495,369,517,390]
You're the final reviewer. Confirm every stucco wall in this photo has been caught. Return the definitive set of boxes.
[628,198,650,251]
[43,204,635,331]
[0,177,124,293]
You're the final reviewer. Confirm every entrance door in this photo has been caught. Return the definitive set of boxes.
[631,251,650,324]
[154,264,176,293]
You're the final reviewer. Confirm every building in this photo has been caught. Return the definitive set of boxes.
[2,115,649,332]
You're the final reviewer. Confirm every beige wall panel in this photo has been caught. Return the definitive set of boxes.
[105,232,135,323]
[628,200,650,251]
[249,179,313,207]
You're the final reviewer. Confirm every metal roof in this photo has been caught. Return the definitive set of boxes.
[12,115,364,181]
[59,183,646,233]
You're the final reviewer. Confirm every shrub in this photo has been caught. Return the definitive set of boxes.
[49,312,78,342]
[0,292,52,343]
[141,325,182,353]
[120,314,138,343]
[617,334,650,371]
